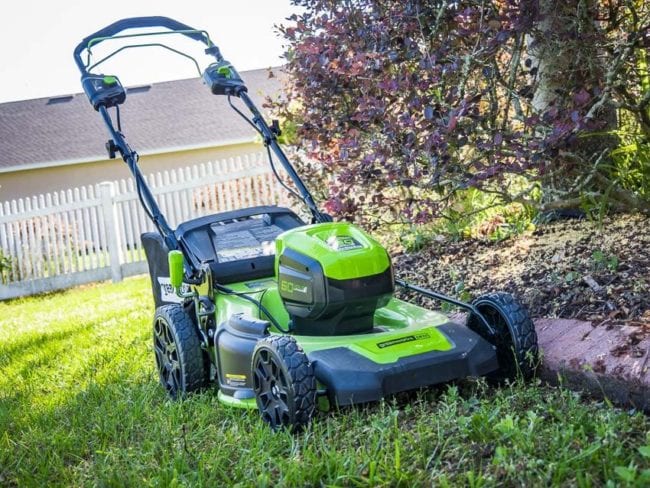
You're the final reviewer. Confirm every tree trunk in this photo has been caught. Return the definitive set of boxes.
[526,0,620,208]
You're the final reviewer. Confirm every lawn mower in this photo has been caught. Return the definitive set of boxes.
[74,17,539,430]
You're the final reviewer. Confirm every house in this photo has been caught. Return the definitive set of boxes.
[0,68,283,201]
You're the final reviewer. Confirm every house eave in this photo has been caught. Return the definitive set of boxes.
[0,136,259,174]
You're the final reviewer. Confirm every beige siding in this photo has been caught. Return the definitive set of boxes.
[0,141,262,201]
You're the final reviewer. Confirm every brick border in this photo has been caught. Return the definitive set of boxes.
[536,318,650,412]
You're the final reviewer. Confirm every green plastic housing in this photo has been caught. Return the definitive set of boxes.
[275,222,390,280]
[168,250,184,290]
[275,222,394,335]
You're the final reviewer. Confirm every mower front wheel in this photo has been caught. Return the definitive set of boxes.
[153,304,208,398]
[251,335,316,431]
[466,292,539,381]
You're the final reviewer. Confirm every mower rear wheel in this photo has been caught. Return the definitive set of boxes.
[153,304,208,398]
[251,335,316,431]
[466,292,538,380]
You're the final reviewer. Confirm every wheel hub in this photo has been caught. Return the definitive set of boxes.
[154,318,181,394]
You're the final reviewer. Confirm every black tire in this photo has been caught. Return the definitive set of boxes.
[153,304,208,398]
[466,292,539,381]
[251,335,317,431]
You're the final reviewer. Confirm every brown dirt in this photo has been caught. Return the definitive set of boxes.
[394,213,650,332]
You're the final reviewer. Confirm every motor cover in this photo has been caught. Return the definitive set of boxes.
[276,222,394,336]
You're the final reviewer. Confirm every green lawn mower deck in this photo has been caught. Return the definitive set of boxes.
[214,281,498,408]
[74,17,539,430]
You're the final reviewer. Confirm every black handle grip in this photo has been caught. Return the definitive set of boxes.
[73,16,212,75]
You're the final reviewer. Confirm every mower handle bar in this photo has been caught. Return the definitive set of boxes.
[75,16,328,258]
[73,16,218,76]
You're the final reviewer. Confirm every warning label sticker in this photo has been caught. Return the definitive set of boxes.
[158,276,190,304]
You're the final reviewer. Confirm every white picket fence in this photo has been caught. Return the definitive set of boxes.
[0,152,290,299]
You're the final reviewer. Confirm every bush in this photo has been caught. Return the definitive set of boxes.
[273,0,650,227]
[0,249,11,284]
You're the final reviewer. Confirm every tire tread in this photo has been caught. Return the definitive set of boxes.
[154,304,208,397]
[468,292,539,380]
[253,335,316,429]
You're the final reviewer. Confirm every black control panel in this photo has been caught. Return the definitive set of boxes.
[203,61,247,96]
[81,74,127,110]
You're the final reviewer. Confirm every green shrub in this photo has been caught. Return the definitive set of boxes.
[0,249,12,284]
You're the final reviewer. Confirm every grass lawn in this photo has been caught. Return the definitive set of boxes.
[1,276,649,486]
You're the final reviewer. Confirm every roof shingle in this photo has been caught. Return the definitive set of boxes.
[0,68,282,171]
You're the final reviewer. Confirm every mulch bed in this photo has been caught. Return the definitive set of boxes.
[394,213,650,333]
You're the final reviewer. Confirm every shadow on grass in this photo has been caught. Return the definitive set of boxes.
[0,354,170,485]
[0,320,104,367]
